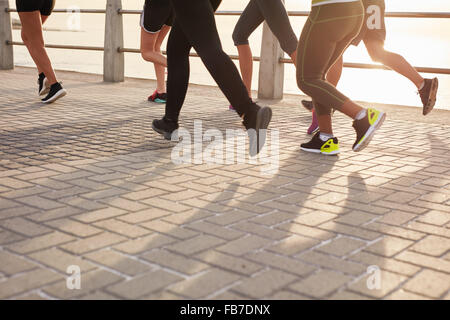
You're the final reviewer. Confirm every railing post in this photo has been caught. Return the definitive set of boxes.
[0,0,14,70]
[104,0,124,82]
[258,21,285,100]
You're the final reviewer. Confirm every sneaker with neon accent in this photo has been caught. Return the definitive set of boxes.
[419,78,438,116]
[148,90,167,103]
[352,108,386,152]
[300,132,340,155]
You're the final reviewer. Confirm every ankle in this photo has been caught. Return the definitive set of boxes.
[355,109,367,121]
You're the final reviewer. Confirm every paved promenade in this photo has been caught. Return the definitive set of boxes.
[0,67,449,300]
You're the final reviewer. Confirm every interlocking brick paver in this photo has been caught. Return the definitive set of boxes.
[233,270,297,298]
[317,237,366,257]
[0,251,37,275]
[7,231,75,254]
[364,236,414,257]
[347,270,407,299]
[0,268,62,299]
[29,247,96,273]
[144,249,209,275]
[168,269,239,299]
[61,232,126,255]
[290,270,351,298]
[44,269,124,299]
[403,270,450,299]
[1,68,449,299]
[195,250,263,276]
[84,250,152,276]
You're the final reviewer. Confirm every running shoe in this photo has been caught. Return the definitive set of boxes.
[307,110,319,135]
[419,78,439,116]
[42,82,67,104]
[243,105,273,157]
[300,132,340,155]
[152,116,179,140]
[352,108,386,152]
[301,100,314,112]
[38,73,50,96]
[148,90,167,103]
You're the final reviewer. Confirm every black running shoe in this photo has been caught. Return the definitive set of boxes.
[352,108,386,152]
[38,73,50,96]
[42,82,67,104]
[152,116,179,140]
[301,100,314,112]
[301,132,340,155]
[242,104,273,157]
[419,78,439,116]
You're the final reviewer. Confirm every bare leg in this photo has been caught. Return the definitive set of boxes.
[140,27,168,68]
[19,11,57,84]
[154,25,171,93]
[365,41,424,89]
[236,44,253,97]
[289,49,297,67]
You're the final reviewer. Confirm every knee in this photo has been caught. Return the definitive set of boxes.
[296,76,311,95]
[367,46,385,63]
[141,49,154,62]
[232,28,248,47]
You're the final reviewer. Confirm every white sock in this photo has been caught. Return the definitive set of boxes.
[355,109,367,121]
[418,80,425,91]
[319,133,333,141]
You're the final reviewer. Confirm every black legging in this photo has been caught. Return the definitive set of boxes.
[232,0,297,55]
[165,0,254,121]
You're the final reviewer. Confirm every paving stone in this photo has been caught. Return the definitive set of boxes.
[107,270,182,299]
[0,251,37,275]
[84,250,152,276]
[0,268,62,299]
[168,269,239,299]
[347,270,407,299]
[233,270,297,298]
[167,235,225,256]
[290,270,351,298]
[402,270,450,299]
[61,232,126,255]
[410,235,450,257]
[7,232,75,254]
[316,237,366,257]
[44,269,124,299]
[195,250,263,276]
[114,234,176,255]
[29,247,96,273]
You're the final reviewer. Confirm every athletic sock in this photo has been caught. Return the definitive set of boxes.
[355,109,367,121]
[39,72,45,80]
[418,80,425,91]
[319,133,333,142]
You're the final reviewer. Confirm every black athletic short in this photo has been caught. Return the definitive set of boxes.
[16,0,55,16]
[140,0,174,33]
[352,0,386,46]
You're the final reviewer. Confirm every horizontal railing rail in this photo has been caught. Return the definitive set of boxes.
[6,7,450,19]
[2,2,449,97]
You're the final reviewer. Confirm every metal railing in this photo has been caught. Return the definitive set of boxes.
[1,0,449,99]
